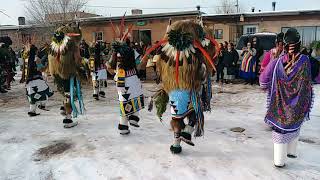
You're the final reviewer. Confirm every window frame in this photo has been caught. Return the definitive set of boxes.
[282,26,320,47]
[243,25,258,35]
[93,31,104,42]
[214,29,223,39]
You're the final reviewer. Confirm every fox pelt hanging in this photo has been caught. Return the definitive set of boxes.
[48,24,82,80]
[143,20,219,93]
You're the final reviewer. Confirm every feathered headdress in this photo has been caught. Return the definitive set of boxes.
[50,24,81,62]
[142,19,220,84]
[110,13,135,66]
[110,13,134,42]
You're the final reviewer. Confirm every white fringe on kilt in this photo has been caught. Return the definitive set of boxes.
[26,78,54,104]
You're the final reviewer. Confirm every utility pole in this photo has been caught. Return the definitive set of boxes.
[236,0,239,13]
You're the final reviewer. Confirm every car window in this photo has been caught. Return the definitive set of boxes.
[236,36,248,50]
[236,35,276,51]
[258,36,276,51]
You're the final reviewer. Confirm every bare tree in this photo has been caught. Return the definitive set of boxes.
[215,0,239,14]
[24,0,89,25]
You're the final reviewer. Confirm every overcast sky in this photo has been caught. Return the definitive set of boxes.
[0,0,320,25]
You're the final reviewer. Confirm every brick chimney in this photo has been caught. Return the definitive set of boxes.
[132,9,143,15]
[272,2,276,11]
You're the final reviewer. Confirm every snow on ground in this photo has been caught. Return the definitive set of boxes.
[0,77,320,180]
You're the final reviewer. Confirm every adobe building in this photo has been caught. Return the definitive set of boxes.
[203,10,320,47]
[1,9,320,50]
[0,10,201,50]
[79,10,201,46]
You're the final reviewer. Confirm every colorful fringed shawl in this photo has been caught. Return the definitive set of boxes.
[262,54,313,134]
[239,49,257,79]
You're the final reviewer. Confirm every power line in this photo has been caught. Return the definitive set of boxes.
[20,0,235,10]
[0,10,12,19]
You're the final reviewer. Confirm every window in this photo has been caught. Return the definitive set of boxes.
[246,27,256,34]
[132,30,152,46]
[316,27,320,41]
[282,26,320,47]
[214,29,223,39]
[93,32,103,42]
[243,25,258,35]
[300,27,316,47]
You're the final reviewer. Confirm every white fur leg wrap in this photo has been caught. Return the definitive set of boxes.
[183,125,194,134]
[120,116,129,126]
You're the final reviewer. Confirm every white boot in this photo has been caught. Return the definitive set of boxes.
[119,116,130,135]
[287,137,298,158]
[274,143,287,168]
[28,104,39,117]
[63,114,78,128]
[29,104,36,112]
[38,101,47,111]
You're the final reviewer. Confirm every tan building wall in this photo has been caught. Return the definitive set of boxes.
[211,23,230,43]
[81,17,190,44]
[258,19,320,33]
[205,16,320,44]
[0,28,52,51]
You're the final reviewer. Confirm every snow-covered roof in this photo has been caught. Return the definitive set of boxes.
[0,24,42,30]
[252,32,277,36]
[78,10,202,23]
[204,9,320,18]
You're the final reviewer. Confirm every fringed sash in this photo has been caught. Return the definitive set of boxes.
[70,76,85,118]
[191,91,204,137]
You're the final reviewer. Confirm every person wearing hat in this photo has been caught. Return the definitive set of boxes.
[260,32,285,74]
[259,28,313,168]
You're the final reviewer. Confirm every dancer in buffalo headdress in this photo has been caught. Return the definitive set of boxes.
[107,17,144,135]
[260,28,313,168]
[21,43,53,116]
[48,24,84,128]
[143,20,219,154]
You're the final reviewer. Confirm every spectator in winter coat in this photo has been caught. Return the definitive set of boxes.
[222,43,239,82]
[216,43,225,83]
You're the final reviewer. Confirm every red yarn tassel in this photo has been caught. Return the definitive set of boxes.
[120,12,126,37]
[193,40,216,72]
[206,36,220,61]
[141,39,168,61]
[122,24,134,41]
[109,20,117,39]
[175,51,180,84]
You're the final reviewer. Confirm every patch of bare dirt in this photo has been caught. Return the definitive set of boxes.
[33,140,73,161]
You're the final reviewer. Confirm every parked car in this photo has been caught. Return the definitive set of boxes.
[236,33,277,74]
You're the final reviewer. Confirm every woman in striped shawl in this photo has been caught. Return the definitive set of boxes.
[239,39,257,85]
